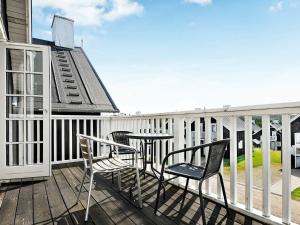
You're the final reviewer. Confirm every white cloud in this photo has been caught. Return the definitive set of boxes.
[269,1,283,12]
[184,0,212,6]
[32,0,144,26]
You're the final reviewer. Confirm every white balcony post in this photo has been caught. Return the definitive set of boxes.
[161,118,167,165]
[168,118,174,166]
[244,115,253,211]
[53,119,57,163]
[230,116,237,205]
[282,114,291,224]
[69,119,73,161]
[204,117,211,195]
[155,118,160,170]
[195,118,201,165]
[216,117,224,199]
[186,117,192,162]
[62,119,65,161]
[174,116,185,184]
[262,115,271,217]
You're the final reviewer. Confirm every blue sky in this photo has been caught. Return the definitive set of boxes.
[32,0,300,114]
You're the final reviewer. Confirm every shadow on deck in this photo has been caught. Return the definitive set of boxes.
[0,163,265,225]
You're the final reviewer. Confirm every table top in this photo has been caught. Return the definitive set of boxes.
[126,133,174,140]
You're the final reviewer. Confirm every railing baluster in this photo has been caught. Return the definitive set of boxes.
[262,115,271,217]
[155,118,160,170]
[174,117,184,184]
[216,117,224,199]
[244,115,253,210]
[282,114,291,224]
[204,117,211,194]
[54,119,57,163]
[230,116,237,205]
[168,117,173,166]
[76,119,79,159]
[69,119,72,161]
[62,119,65,161]
[97,119,100,156]
[37,120,40,163]
[161,118,167,165]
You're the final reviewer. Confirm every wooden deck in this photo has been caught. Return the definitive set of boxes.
[0,163,265,225]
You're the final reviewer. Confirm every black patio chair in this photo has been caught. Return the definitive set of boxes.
[154,139,230,225]
[108,131,143,182]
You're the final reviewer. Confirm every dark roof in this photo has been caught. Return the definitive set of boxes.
[33,38,119,114]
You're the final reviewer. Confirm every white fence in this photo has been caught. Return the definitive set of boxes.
[51,101,300,225]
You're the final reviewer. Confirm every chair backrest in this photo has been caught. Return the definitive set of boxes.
[79,136,93,168]
[111,131,132,146]
[203,139,230,178]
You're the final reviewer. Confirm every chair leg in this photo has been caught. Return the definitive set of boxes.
[198,181,206,225]
[154,176,164,214]
[85,172,94,222]
[111,172,114,184]
[218,172,229,214]
[181,178,189,206]
[76,169,87,203]
[117,171,122,191]
[135,166,143,208]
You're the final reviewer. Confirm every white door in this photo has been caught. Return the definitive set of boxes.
[0,42,51,179]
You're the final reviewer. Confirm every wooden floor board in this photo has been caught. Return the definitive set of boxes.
[0,183,21,225]
[0,163,267,225]
[33,178,53,225]
[15,179,34,225]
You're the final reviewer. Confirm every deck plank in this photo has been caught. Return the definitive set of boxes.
[0,164,268,225]
[70,165,158,225]
[63,166,115,225]
[0,184,20,225]
[15,179,34,225]
[44,171,75,225]
[52,167,95,225]
[33,178,53,225]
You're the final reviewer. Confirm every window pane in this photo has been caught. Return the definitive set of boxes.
[6,49,24,71]
[26,51,43,72]
[6,120,24,142]
[26,97,43,115]
[26,73,43,95]
[6,96,24,118]
[6,144,24,166]
[6,72,24,94]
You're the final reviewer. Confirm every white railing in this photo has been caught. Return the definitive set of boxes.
[51,101,300,225]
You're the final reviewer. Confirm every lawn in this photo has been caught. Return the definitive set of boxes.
[223,148,281,171]
[292,187,300,201]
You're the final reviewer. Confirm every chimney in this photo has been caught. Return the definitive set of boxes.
[51,15,74,49]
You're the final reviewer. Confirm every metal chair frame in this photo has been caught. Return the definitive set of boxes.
[76,134,142,222]
[154,139,230,225]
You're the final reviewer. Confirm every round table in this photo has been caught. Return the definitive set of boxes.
[126,133,174,179]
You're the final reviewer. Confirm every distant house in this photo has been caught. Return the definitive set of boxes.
[252,121,282,150]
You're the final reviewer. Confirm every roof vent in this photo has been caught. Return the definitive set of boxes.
[51,15,74,49]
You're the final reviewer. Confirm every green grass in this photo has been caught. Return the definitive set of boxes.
[292,187,300,201]
[224,148,282,171]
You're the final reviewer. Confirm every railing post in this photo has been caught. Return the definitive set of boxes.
[204,117,211,195]
[155,118,160,170]
[262,115,271,217]
[244,115,253,211]
[174,116,185,184]
[282,114,291,224]
[216,117,224,199]
[230,116,237,205]
[69,119,73,161]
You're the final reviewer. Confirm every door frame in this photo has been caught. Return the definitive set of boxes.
[0,41,51,180]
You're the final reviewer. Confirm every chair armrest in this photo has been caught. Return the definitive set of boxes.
[77,134,139,161]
